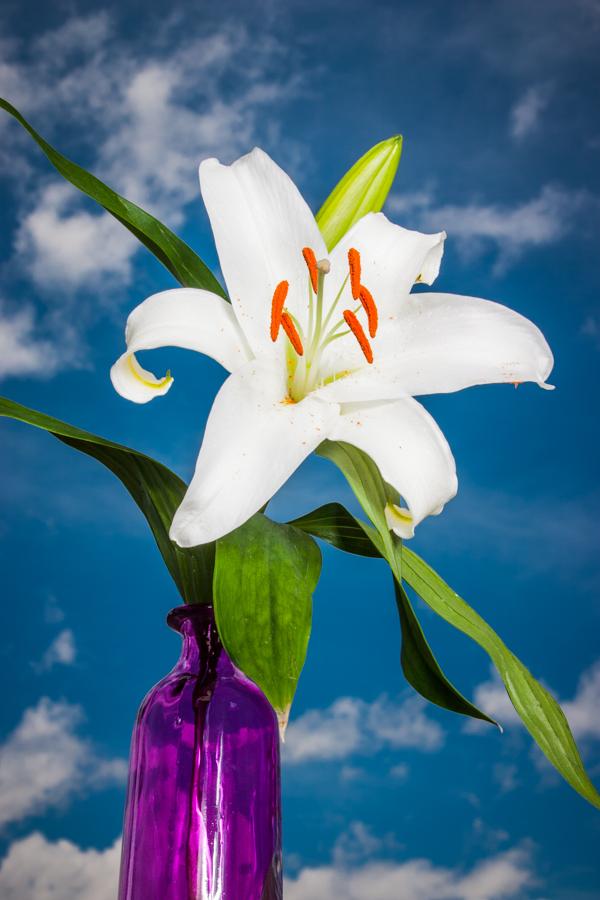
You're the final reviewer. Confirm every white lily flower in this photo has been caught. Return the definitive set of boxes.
[111,148,554,547]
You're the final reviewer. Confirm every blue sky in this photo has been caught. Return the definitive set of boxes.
[0,0,599,897]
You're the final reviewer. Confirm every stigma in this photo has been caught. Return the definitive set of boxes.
[269,245,380,391]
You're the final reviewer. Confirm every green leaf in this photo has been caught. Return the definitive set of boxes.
[293,495,600,807]
[290,501,380,558]
[316,135,403,250]
[213,513,321,732]
[402,548,600,809]
[291,482,494,725]
[0,97,226,297]
[0,396,214,604]
[316,440,397,568]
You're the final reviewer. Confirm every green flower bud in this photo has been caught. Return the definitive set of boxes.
[316,135,403,250]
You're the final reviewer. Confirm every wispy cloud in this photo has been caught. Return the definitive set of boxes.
[14,183,139,294]
[3,15,303,284]
[0,300,60,380]
[510,85,551,140]
[284,693,444,765]
[0,698,126,828]
[34,629,77,672]
[388,185,586,274]
[581,315,600,349]
[441,0,600,76]
[0,831,121,900]
[493,763,520,794]
[0,12,307,374]
[285,838,537,900]
[423,481,600,583]
[465,659,600,741]
[0,825,536,900]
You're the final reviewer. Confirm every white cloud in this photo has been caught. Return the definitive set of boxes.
[581,315,600,348]
[0,831,121,900]
[0,13,306,377]
[0,301,60,380]
[0,827,536,900]
[562,661,600,741]
[43,595,65,624]
[464,673,520,734]
[389,763,410,781]
[465,660,600,741]
[35,629,77,672]
[3,15,303,292]
[431,482,600,581]
[388,184,585,273]
[0,698,127,828]
[493,763,519,794]
[15,183,138,291]
[339,765,367,783]
[333,821,392,865]
[510,85,551,140]
[285,844,536,900]
[284,694,444,764]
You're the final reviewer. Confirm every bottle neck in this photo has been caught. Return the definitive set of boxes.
[167,604,234,677]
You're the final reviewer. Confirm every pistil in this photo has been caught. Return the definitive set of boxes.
[272,246,379,398]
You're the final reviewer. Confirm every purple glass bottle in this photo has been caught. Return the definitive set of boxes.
[118,604,282,900]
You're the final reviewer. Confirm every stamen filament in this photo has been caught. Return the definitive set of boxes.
[307,262,329,361]
[322,299,362,346]
[358,285,378,338]
[281,312,304,356]
[270,280,289,341]
[320,272,350,336]
[302,247,319,293]
[348,248,361,300]
[307,276,314,342]
[343,309,373,364]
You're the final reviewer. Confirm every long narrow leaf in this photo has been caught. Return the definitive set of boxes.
[0,396,214,604]
[402,548,600,809]
[291,477,494,725]
[0,98,226,297]
[293,497,600,806]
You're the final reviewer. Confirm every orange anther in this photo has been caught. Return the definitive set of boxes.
[348,248,361,300]
[343,309,373,364]
[281,312,304,356]
[358,285,378,338]
[513,382,521,389]
[302,247,319,293]
[270,280,289,341]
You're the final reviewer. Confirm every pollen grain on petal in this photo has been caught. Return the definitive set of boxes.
[343,309,373,364]
[281,312,304,356]
[302,247,319,293]
[348,248,361,299]
[358,285,378,338]
[270,280,289,341]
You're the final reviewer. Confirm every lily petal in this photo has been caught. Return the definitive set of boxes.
[170,358,339,547]
[111,288,251,404]
[328,397,458,538]
[327,212,446,319]
[315,292,554,403]
[200,148,327,356]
